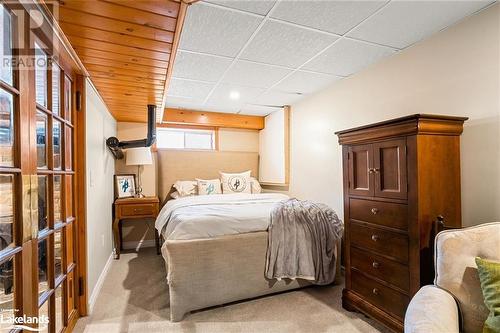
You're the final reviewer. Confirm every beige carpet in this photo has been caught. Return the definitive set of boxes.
[74,247,387,333]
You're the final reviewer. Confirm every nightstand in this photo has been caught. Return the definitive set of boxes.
[113,196,160,259]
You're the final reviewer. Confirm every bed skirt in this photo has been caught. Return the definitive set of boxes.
[162,231,341,321]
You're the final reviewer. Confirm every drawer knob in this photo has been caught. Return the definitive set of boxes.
[372,261,380,269]
[372,288,379,295]
[371,234,379,242]
[371,208,379,215]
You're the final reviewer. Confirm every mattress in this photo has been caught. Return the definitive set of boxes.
[155,193,289,240]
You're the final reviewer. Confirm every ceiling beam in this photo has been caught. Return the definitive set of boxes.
[163,108,264,130]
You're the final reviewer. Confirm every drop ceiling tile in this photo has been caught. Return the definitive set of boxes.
[240,104,282,116]
[222,60,292,88]
[240,20,338,68]
[205,0,276,15]
[303,38,396,76]
[207,84,265,109]
[167,78,214,100]
[255,90,305,107]
[274,70,342,94]
[172,51,232,82]
[179,3,263,57]
[271,1,387,35]
[165,96,207,111]
[348,1,493,49]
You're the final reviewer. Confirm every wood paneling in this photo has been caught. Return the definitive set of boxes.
[163,108,265,130]
[59,0,185,122]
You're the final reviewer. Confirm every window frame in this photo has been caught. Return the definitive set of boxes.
[156,126,218,151]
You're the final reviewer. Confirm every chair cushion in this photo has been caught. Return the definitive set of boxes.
[475,257,500,333]
[435,222,500,333]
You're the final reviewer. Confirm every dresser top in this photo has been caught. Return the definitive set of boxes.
[336,114,468,145]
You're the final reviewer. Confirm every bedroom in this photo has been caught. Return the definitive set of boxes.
[0,0,499,332]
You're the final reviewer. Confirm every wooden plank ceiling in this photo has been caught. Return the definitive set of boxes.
[58,0,187,122]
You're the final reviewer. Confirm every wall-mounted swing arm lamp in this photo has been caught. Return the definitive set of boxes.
[106,104,157,159]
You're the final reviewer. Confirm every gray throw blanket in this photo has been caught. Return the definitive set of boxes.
[265,198,344,285]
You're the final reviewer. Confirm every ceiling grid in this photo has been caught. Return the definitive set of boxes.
[166,0,493,116]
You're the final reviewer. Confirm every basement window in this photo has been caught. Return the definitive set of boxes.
[157,128,215,150]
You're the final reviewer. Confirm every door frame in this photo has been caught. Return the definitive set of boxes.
[2,2,90,331]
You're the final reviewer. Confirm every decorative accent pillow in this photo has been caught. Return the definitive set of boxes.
[196,179,222,195]
[220,171,252,194]
[173,180,197,197]
[475,257,500,333]
[250,177,262,194]
[170,191,180,199]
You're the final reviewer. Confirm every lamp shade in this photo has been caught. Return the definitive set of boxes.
[126,147,152,166]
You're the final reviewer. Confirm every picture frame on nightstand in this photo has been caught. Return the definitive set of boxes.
[114,174,136,198]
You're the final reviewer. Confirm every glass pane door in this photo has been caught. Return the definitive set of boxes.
[0,3,78,332]
[35,45,76,332]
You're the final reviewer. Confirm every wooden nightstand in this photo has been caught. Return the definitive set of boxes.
[113,196,160,259]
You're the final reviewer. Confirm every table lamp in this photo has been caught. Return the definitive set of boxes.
[125,147,152,198]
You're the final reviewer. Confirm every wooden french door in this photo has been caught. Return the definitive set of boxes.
[0,2,79,332]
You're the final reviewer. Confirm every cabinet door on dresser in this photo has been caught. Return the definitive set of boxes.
[373,139,407,200]
[348,144,374,197]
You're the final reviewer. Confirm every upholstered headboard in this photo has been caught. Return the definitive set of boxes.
[157,150,259,203]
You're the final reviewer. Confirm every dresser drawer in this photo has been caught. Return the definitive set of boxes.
[350,221,409,263]
[350,198,408,230]
[351,270,410,319]
[351,247,409,292]
[120,204,154,217]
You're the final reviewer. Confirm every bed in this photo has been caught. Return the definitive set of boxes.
[155,150,341,321]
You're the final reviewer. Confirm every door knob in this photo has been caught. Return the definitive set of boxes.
[373,168,380,173]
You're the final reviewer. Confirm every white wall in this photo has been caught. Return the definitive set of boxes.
[85,80,116,303]
[289,4,500,227]
[259,110,286,184]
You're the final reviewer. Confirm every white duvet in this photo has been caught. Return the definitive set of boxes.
[155,193,289,240]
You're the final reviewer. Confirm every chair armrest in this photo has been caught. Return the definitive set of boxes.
[404,285,460,333]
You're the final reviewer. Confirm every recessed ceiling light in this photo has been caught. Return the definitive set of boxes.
[229,91,240,100]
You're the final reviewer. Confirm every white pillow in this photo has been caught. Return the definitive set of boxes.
[220,171,252,194]
[173,180,197,197]
[250,177,262,194]
[170,191,180,199]
[196,179,222,195]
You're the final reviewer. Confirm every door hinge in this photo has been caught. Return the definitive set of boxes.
[76,91,82,111]
[78,277,84,296]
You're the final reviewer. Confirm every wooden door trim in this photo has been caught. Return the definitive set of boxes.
[74,74,88,318]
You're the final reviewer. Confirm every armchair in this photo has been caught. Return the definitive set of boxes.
[405,222,500,333]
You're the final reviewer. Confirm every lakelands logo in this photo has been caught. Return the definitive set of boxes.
[0,310,49,332]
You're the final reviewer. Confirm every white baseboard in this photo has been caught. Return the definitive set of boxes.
[88,253,113,314]
[122,239,156,250]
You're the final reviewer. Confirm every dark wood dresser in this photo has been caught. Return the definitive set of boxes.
[335,114,467,332]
